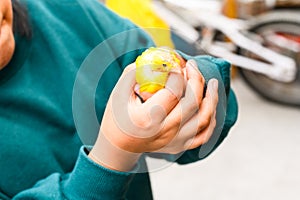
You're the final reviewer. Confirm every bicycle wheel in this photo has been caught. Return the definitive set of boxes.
[239,10,300,106]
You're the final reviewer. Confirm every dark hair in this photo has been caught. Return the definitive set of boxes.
[12,0,32,38]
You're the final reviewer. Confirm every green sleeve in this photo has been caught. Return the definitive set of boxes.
[175,55,238,164]
[13,147,136,200]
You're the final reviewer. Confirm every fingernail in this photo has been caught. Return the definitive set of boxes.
[187,59,198,70]
[211,79,218,90]
[134,84,140,93]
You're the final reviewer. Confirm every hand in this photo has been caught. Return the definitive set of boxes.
[155,60,219,154]
[89,60,219,171]
[89,62,185,171]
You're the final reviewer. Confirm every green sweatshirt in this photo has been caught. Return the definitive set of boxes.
[0,0,238,199]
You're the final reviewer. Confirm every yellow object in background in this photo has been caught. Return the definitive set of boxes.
[106,0,174,48]
[222,0,238,78]
[222,0,238,18]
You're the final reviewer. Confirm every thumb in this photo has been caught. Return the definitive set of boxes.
[111,63,137,101]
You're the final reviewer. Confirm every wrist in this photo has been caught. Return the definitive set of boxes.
[88,132,141,172]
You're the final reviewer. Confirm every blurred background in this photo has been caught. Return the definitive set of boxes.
[105,0,300,106]
[150,75,300,200]
[103,0,300,199]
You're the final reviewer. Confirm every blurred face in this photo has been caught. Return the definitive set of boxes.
[0,0,14,70]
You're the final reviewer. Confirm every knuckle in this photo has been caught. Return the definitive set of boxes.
[172,118,182,128]
[200,116,211,127]
[194,74,203,85]
[134,117,152,130]
[203,137,209,144]
[201,101,214,116]
[186,140,199,150]
[186,83,202,103]
[197,122,207,133]
[169,90,181,102]
[189,105,199,116]
[184,142,193,151]
[208,109,215,119]
[185,98,200,114]
[199,73,205,84]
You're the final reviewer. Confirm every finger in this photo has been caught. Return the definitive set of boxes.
[187,111,217,150]
[178,78,219,149]
[203,78,219,114]
[141,72,184,123]
[178,108,211,141]
[186,59,203,80]
[113,63,137,100]
[185,79,219,148]
[115,63,136,94]
[165,60,206,126]
[176,96,216,146]
[181,60,206,120]
[187,78,218,134]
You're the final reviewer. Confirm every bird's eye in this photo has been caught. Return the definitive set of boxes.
[162,63,167,67]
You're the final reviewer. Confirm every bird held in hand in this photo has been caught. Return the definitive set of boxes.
[135,47,185,101]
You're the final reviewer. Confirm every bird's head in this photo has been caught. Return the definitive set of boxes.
[136,47,184,74]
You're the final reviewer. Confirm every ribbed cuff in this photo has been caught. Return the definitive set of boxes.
[63,146,136,200]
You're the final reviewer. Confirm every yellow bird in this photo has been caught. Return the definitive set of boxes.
[135,47,184,99]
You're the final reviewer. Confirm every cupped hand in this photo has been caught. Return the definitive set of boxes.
[99,63,185,153]
[89,60,219,171]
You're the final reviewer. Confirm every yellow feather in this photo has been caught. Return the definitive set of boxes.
[135,47,182,94]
